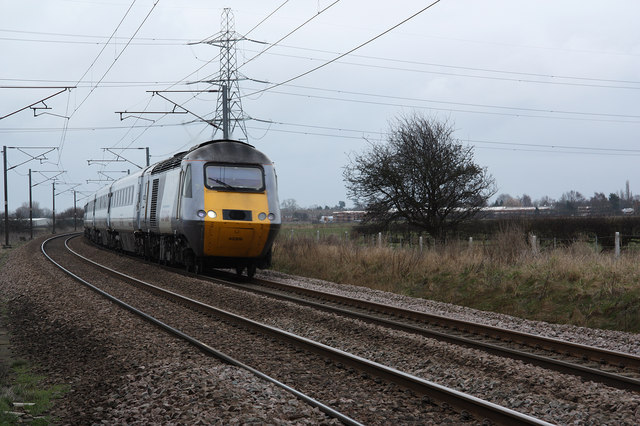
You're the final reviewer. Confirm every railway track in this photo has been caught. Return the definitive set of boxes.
[45,234,552,425]
[200,271,640,392]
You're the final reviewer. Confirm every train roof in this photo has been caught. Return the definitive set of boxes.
[184,139,271,164]
[149,139,271,176]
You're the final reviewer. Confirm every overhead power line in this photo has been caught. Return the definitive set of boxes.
[245,124,640,157]
[244,43,640,87]
[244,0,443,97]
[71,0,160,115]
[275,84,640,120]
[250,87,640,124]
[238,0,340,70]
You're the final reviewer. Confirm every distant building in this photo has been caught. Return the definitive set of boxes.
[478,206,552,218]
[332,211,366,223]
[319,215,334,223]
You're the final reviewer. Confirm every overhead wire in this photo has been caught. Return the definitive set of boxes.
[237,0,340,70]
[243,0,442,97]
[71,0,160,116]
[243,125,640,156]
[244,43,640,87]
[249,87,640,124]
[3,115,640,156]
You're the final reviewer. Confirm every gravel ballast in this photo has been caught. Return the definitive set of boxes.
[0,237,337,424]
[2,236,640,424]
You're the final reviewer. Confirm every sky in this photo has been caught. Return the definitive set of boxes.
[1,0,639,211]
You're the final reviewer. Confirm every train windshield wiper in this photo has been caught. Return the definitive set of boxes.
[208,177,236,190]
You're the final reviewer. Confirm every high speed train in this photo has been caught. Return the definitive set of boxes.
[83,139,280,277]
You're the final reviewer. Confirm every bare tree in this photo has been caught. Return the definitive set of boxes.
[344,114,496,239]
[559,190,586,212]
[14,201,46,219]
[589,192,610,214]
[520,194,533,207]
[534,195,554,207]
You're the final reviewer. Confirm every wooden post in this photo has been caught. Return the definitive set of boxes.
[615,232,620,258]
[419,236,423,253]
[530,234,538,255]
[378,232,382,248]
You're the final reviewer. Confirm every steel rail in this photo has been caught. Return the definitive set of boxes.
[243,275,640,372]
[77,235,640,390]
[41,234,363,426]
[63,235,552,426]
[195,276,640,392]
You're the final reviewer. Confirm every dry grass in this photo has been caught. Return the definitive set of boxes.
[272,227,640,332]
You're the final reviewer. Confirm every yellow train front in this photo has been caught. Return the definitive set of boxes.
[84,139,281,277]
[177,139,281,276]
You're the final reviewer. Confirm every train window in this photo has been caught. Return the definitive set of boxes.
[204,164,264,192]
[183,165,192,198]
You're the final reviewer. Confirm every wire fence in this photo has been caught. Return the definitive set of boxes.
[281,227,640,257]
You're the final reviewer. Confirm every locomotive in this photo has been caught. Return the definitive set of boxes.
[83,139,281,277]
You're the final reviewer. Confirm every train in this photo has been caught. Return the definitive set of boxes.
[83,139,281,277]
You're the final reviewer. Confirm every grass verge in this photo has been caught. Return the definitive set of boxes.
[1,359,68,425]
[272,230,640,332]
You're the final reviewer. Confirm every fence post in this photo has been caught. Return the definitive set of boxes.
[378,232,382,248]
[419,236,423,253]
[595,235,598,252]
[615,232,620,258]
[468,236,473,250]
[530,234,538,255]
[317,229,320,242]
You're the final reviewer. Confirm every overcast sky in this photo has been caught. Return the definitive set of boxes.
[1,0,639,211]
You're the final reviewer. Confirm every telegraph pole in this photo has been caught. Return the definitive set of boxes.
[52,181,56,234]
[73,190,77,231]
[29,169,33,240]
[2,146,58,245]
[3,146,9,247]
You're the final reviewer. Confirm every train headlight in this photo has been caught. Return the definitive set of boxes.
[207,210,217,218]
[267,213,275,221]
[197,210,206,218]
[258,212,267,221]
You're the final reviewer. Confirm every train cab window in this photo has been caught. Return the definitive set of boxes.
[182,165,192,198]
[205,164,264,192]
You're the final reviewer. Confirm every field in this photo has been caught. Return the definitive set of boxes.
[272,223,640,332]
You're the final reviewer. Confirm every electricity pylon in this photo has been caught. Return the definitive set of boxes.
[199,8,249,141]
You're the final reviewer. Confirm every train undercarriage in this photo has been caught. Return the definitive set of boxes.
[84,228,270,278]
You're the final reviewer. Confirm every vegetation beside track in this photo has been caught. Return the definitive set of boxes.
[1,241,67,425]
[0,358,67,425]
[272,224,640,332]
